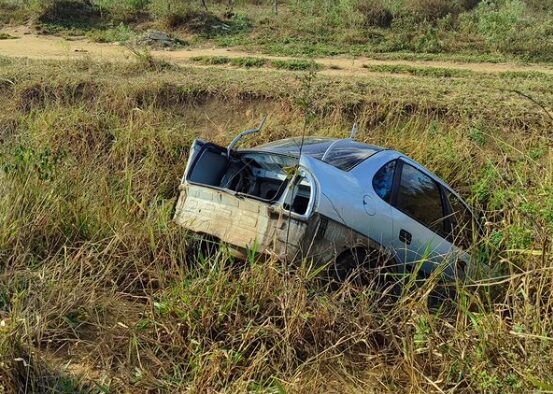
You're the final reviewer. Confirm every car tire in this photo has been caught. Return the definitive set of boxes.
[328,248,396,291]
[186,234,219,265]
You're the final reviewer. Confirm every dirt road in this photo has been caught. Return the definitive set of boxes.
[1,26,553,77]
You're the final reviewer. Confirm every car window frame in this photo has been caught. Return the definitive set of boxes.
[389,159,452,240]
[442,186,481,249]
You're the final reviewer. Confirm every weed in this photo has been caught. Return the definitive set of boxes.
[469,127,486,145]
[363,63,473,78]
[128,46,173,71]
[0,32,16,39]
[271,59,322,71]
[191,56,321,71]
[356,0,394,28]
[229,56,267,68]
[191,55,231,65]
[87,22,136,43]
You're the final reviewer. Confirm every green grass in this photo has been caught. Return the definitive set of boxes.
[230,56,267,68]
[86,23,137,43]
[361,63,553,83]
[0,32,16,39]
[0,57,551,392]
[191,55,323,71]
[362,64,475,78]
[191,55,232,65]
[271,58,322,71]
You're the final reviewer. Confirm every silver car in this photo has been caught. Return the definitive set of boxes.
[174,124,480,283]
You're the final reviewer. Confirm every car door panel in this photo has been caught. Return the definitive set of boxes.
[389,160,457,278]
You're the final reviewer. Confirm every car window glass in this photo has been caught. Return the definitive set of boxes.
[396,163,447,237]
[447,192,474,250]
[322,141,380,171]
[373,160,396,202]
[256,138,381,171]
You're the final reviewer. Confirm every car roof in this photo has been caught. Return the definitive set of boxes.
[246,137,384,172]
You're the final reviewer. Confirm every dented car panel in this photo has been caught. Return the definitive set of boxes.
[173,182,379,264]
[174,134,480,280]
[174,183,308,260]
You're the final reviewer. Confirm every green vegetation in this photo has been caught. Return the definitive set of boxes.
[363,63,475,78]
[231,56,267,68]
[361,63,553,80]
[191,55,268,68]
[271,58,322,71]
[1,0,553,62]
[191,55,235,65]
[191,55,323,71]
[0,32,16,39]
[86,22,137,43]
[0,56,551,392]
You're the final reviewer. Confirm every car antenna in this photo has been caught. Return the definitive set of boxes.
[350,121,358,140]
[227,116,268,157]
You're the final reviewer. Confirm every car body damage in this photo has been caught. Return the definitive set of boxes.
[174,124,481,280]
[173,139,377,265]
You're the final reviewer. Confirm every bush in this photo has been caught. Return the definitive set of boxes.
[524,0,553,12]
[476,0,527,47]
[356,0,394,28]
[87,23,136,43]
[458,0,481,10]
[406,0,458,21]
[33,0,99,24]
[148,0,224,31]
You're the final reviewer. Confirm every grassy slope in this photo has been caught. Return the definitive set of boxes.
[0,56,552,392]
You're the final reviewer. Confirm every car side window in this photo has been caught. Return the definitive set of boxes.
[396,163,448,238]
[372,160,396,203]
[447,192,474,250]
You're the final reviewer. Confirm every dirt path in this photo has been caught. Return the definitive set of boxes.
[2,27,553,77]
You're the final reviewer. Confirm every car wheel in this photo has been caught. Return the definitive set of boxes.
[328,248,397,291]
[186,234,219,265]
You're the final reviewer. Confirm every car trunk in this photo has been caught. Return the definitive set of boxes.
[173,140,315,259]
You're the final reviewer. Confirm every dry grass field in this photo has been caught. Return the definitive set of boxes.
[0,1,552,392]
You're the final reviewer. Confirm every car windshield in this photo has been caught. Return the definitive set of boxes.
[254,137,381,171]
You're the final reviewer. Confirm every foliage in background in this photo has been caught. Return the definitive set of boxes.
[0,0,552,61]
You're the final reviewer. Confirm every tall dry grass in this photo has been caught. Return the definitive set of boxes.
[0,57,551,392]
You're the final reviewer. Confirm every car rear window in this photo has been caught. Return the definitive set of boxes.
[256,138,380,171]
[322,140,380,171]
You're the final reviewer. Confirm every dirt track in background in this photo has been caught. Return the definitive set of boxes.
[1,26,553,77]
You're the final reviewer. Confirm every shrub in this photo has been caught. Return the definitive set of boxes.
[458,0,481,10]
[33,0,99,24]
[0,33,16,39]
[524,0,553,12]
[476,0,527,47]
[87,23,136,43]
[406,0,458,21]
[356,0,394,28]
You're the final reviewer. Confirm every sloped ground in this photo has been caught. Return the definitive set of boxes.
[0,52,551,392]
